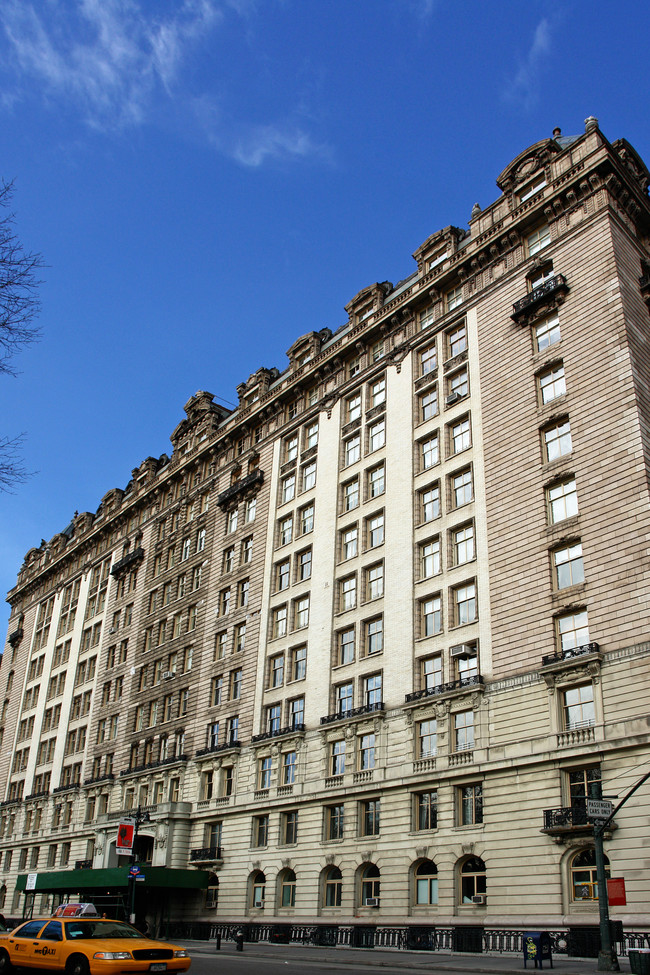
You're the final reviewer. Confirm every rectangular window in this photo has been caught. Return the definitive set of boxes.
[341,525,358,560]
[340,575,356,611]
[282,810,298,845]
[454,583,477,625]
[291,645,307,681]
[267,705,281,734]
[297,547,312,580]
[222,547,235,573]
[347,393,361,423]
[563,684,595,729]
[455,710,474,751]
[416,791,438,830]
[451,468,473,507]
[258,757,272,790]
[343,477,360,511]
[283,751,296,785]
[421,595,442,637]
[450,416,471,454]
[528,224,551,256]
[302,461,317,492]
[338,627,355,664]
[245,497,256,523]
[276,559,290,591]
[557,610,589,652]
[420,305,434,330]
[422,654,442,691]
[294,596,309,630]
[230,668,242,700]
[370,377,386,408]
[418,719,437,758]
[270,655,284,688]
[420,483,440,522]
[420,434,439,470]
[366,563,384,600]
[364,673,382,707]
[420,345,437,375]
[535,312,561,351]
[331,740,346,776]
[446,285,463,312]
[368,464,385,499]
[447,322,466,357]
[361,799,380,836]
[368,419,385,452]
[300,503,314,535]
[365,616,383,655]
[366,512,384,549]
[345,434,361,466]
[284,435,298,463]
[254,814,269,846]
[336,682,354,714]
[326,804,344,840]
[281,474,296,504]
[420,538,441,578]
[290,696,305,728]
[547,478,578,523]
[553,542,584,589]
[459,784,483,825]
[453,524,475,565]
[273,605,288,639]
[539,363,566,404]
[359,733,376,770]
[279,515,293,546]
[242,536,253,563]
[543,418,572,462]
[420,388,438,422]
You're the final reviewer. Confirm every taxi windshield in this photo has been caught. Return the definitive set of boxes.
[63,921,146,940]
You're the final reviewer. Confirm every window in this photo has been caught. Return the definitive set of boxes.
[453,524,474,565]
[347,394,361,423]
[340,575,356,611]
[528,224,551,256]
[324,865,342,906]
[547,477,578,523]
[418,719,437,758]
[455,710,474,751]
[420,305,434,330]
[291,645,307,681]
[294,596,309,630]
[366,563,384,600]
[284,435,298,463]
[242,536,253,563]
[422,654,442,691]
[345,434,361,466]
[233,620,245,652]
[300,503,314,535]
[258,757,272,790]
[420,434,439,470]
[365,617,383,655]
[343,478,360,511]
[420,538,440,578]
[415,792,438,831]
[459,784,483,825]
[420,346,437,376]
[535,312,561,351]
[338,627,355,664]
[553,542,584,589]
[421,595,442,637]
[419,483,440,523]
[282,751,296,785]
[348,357,360,379]
[290,696,305,728]
[281,474,296,505]
[539,363,566,404]
[326,804,344,840]
[571,848,609,901]
[368,419,385,452]
[272,605,288,639]
[368,464,385,499]
[361,864,380,905]
[280,865,296,906]
[331,740,346,776]
[361,799,380,836]
[279,515,293,546]
[359,733,375,770]
[364,673,382,708]
[446,285,463,312]
[563,684,595,729]
[451,468,473,508]
[415,860,438,905]
[341,526,358,560]
[370,377,386,408]
[211,675,224,706]
[460,856,486,903]
[336,682,354,714]
[245,497,256,523]
[222,547,235,573]
[270,655,284,688]
[267,704,281,733]
[420,388,438,422]
[447,321,467,357]
[276,560,290,591]
[371,339,384,362]
[302,461,317,491]
[454,583,477,625]
[519,174,546,202]
[451,416,471,454]
[367,513,384,549]
[297,548,312,581]
[543,418,572,461]
[230,668,242,700]
[254,817,268,847]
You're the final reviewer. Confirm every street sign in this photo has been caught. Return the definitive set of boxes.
[586,799,614,820]
[607,878,627,906]
[25,873,37,891]
[128,865,141,877]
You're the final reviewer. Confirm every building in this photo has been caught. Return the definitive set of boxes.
[2,117,650,946]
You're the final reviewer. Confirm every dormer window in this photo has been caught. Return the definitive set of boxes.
[428,247,448,271]
[518,174,547,203]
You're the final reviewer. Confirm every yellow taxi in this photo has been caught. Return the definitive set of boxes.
[0,910,191,975]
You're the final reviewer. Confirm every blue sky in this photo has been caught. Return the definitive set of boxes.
[1,0,649,628]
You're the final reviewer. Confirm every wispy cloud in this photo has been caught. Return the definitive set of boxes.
[504,17,553,110]
[0,0,330,168]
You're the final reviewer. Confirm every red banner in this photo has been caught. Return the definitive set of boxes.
[607,878,626,906]
[116,820,135,855]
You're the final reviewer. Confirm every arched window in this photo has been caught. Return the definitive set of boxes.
[251,870,266,909]
[280,868,296,907]
[361,863,380,906]
[414,859,438,905]
[323,866,342,907]
[571,848,609,901]
[460,856,486,903]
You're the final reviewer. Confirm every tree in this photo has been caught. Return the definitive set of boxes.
[0,179,42,491]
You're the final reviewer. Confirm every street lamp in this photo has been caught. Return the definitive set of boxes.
[128,806,151,925]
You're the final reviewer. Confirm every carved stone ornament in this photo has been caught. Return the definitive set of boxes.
[461,842,475,856]
[282,858,292,868]
[156,823,167,848]
[325,854,336,865]
[95,832,105,855]
[416,846,429,859]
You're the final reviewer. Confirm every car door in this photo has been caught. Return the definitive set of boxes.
[34,920,64,970]
[6,919,48,967]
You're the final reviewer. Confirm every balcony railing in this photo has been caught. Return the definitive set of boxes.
[189,846,223,863]
[83,773,115,786]
[217,469,264,509]
[195,740,241,758]
[541,642,599,667]
[405,675,484,703]
[251,724,305,743]
[320,701,384,725]
[52,782,80,794]
[511,273,569,322]
[119,754,187,777]
[543,800,591,831]
[110,547,145,578]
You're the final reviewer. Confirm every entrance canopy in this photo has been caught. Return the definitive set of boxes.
[17,867,210,894]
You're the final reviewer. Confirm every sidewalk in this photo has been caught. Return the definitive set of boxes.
[178,937,631,973]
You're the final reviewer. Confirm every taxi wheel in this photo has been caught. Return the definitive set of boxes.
[0,949,13,974]
[65,954,90,975]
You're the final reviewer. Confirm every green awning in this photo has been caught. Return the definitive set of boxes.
[16,867,210,894]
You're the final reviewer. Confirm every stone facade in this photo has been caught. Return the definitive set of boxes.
[2,118,650,937]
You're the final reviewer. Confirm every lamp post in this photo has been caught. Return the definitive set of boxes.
[128,806,151,925]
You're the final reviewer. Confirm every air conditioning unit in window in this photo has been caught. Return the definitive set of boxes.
[450,644,473,658]
[472,894,486,905]
[365,897,380,907]
[162,671,176,681]
[446,392,461,406]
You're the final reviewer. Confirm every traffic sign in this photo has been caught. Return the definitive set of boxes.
[586,798,614,820]
[128,865,141,877]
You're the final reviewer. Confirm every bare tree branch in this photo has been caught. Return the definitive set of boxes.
[0,434,33,493]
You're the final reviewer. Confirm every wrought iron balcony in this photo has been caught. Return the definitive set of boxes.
[195,740,241,758]
[251,724,305,743]
[24,790,50,801]
[110,547,145,578]
[542,798,603,834]
[511,273,569,323]
[541,642,599,667]
[119,754,188,776]
[405,674,484,703]
[320,701,384,725]
[189,846,223,863]
[83,773,115,786]
[53,782,80,794]
[217,469,264,509]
